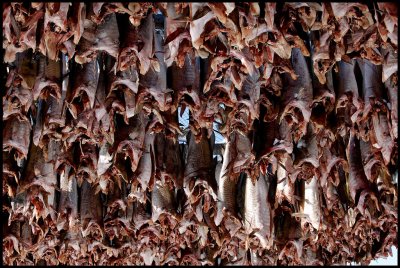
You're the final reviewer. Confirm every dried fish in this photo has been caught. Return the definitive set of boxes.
[3,3,398,266]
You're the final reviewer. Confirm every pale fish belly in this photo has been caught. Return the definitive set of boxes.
[302,176,321,230]
[244,173,271,248]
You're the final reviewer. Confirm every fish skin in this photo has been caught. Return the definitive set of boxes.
[130,129,154,204]
[184,129,214,181]
[151,180,175,223]
[280,48,313,140]
[58,167,78,218]
[137,13,155,75]
[371,112,394,166]
[75,12,119,64]
[3,116,32,161]
[301,176,321,230]
[347,132,371,205]
[385,76,398,139]
[80,180,103,227]
[243,173,272,249]
[70,60,99,112]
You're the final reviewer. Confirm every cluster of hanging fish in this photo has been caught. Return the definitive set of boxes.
[2,2,398,265]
